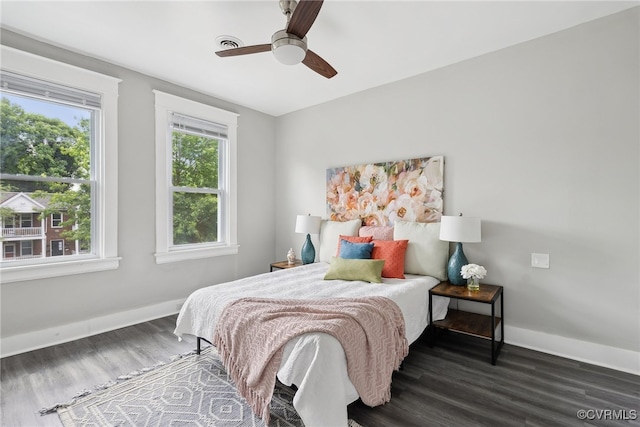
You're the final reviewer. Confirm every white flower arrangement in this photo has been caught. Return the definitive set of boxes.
[461,264,487,280]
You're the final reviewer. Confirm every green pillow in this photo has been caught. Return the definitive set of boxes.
[323,257,385,283]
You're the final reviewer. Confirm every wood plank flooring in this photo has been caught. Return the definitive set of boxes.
[1,315,638,427]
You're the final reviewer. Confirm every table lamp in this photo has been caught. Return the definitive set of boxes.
[295,214,321,264]
[439,214,481,285]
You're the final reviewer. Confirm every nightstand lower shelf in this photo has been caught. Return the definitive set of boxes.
[432,309,502,339]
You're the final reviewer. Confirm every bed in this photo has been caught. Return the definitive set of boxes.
[174,218,451,427]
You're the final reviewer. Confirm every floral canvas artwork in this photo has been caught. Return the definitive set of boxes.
[326,156,444,226]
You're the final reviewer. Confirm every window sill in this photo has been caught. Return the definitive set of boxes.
[0,257,121,284]
[154,244,240,264]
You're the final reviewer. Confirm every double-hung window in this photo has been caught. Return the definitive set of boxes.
[51,213,63,228]
[153,91,238,264]
[0,46,120,283]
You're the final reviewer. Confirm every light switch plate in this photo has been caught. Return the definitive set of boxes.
[531,253,550,269]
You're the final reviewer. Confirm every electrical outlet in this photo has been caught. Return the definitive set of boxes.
[531,253,549,269]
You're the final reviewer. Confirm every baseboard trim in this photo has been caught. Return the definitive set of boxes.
[505,325,639,375]
[0,298,186,358]
[3,307,639,375]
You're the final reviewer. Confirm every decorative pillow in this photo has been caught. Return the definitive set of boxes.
[339,240,374,259]
[319,219,362,263]
[393,220,448,280]
[359,225,394,241]
[371,239,409,279]
[336,235,373,256]
[323,257,384,283]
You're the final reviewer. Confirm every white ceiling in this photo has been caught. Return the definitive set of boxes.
[1,1,637,117]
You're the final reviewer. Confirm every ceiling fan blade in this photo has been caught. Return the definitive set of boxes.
[287,0,324,39]
[215,44,271,57]
[303,49,337,79]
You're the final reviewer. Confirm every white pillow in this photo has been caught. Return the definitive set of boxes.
[393,220,449,280]
[319,219,362,263]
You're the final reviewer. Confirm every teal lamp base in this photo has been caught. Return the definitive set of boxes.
[301,234,315,264]
[447,242,468,285]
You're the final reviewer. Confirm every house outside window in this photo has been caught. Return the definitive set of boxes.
[21,241,33,257]
[153,90,238,264]
[4,244,15,259]
[20,213,32,228]
[0,46,120,283]
[51,212,63,228]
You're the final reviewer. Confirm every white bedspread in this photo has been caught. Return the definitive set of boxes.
[174,262,449,427]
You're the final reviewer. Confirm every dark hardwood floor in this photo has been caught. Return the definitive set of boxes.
[1,316,196,427]
[1,315,638,427]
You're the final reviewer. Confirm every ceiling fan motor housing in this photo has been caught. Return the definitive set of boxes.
[271,30,307,65]
[279,0,297,18]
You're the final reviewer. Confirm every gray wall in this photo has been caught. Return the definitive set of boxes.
[275,9,639,356]
[1,7,638,370]
[0,30,277,339]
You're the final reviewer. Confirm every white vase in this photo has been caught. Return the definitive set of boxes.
[287,248,295,264]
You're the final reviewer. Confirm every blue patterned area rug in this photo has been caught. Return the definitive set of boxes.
[49,347,363,427]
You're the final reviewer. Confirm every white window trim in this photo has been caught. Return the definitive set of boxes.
[51,213,63,228]
[4,244,15,258]
[153,90,238,264]
[20,213,32,228]
[20,241,33,257]
[0,46,121,283]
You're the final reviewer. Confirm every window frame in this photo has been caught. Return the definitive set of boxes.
[3,217,15,229]
[0,46,121,283]
[19,214,32,228]
[20,241,33,257]
[51,213,63,228]
[4,244,15,258]
[153,90,238,264]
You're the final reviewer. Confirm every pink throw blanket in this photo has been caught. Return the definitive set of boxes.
[213,296,409,424]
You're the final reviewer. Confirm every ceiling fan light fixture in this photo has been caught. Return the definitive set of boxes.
[215,1,336,78]
[272,30,307,65]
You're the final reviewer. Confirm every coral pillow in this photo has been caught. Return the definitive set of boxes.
[336,235,373,256]
[371,240,409,279]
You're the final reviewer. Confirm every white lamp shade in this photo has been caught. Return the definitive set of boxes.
[439,215,481,243]
[295,215,321,234]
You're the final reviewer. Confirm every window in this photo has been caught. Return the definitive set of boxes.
[51,213,63,228]
[153,90,238,264]
[4,217,14,229]
[20,214,32,228]
[20,241,32,257]
[4,244,15,259]
[0,46,120,283]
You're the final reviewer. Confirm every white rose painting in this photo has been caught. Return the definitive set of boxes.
[326,156,444,226]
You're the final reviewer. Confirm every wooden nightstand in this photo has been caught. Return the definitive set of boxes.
[270,260,303,272]
[429,281,504,365]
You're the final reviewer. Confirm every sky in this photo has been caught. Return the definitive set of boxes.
[2,93,90,127]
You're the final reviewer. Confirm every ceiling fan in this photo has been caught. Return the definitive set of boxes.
[215,0,337,79]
